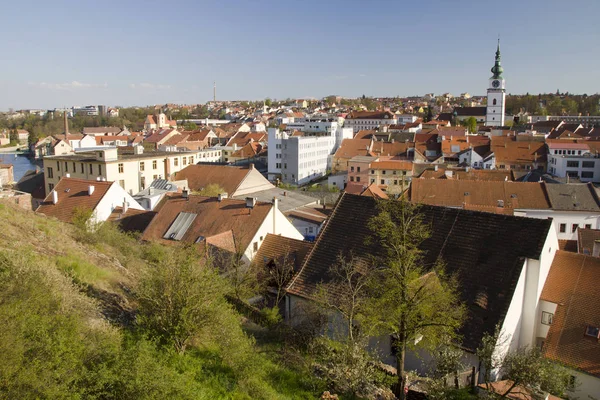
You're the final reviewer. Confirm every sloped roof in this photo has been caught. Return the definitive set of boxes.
[453,107,486,116]
[360,183,389,199]
[544,183,600,211]
[173,165,251,196]
[82,127,121,135]
[334,138,372,159]
[36,178,112,223]
[15,170,46,199]
[577,228,600,255]
[346,111,395,119]
[107,207,156,233]
[541,251,600,378]
[284,207,327,224]
[141,195,272,252]
[287,194,552,352]
[409,180,551,210]
[253,233,313,271]
[417,168,513,181]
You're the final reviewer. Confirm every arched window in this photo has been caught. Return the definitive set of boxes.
[493,99,497,105]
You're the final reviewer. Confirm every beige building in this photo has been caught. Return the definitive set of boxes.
[43,146,203,195]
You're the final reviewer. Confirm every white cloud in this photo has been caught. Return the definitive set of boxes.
[129,83,172,90]
[29,81,108,90]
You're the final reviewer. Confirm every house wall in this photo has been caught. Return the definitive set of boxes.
[287,217,322,241]
[535,300,557,341]
[233,168,275,197]
[567,370,600,400]
[242,204,303,263]
[327,173,347,189]
[44,151,201,196]
[92,182,144,224]
[515,209,600,240]
[548,153,600,183]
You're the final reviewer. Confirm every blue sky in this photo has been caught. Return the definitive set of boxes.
[1,0,599,110]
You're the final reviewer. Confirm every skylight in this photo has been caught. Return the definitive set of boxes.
[163,212,197,241]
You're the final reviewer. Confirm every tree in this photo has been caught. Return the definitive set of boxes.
[477,327,571,399]
[264,245,297,308]
[264,98,272,107]
[464,117,478,134]
[182,121,197,131]
[9,129,18,144]
[366,199,465,400]
[425,107,433,122]
[313,253,382,397]
[136,246,229,353]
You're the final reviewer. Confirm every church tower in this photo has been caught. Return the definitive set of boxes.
[486,40,506,127]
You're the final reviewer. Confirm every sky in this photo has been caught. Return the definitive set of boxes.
[1,0,599,110]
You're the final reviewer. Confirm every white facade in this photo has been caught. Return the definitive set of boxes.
[486,77,506,127]
[547,144,600,182]
[44,147,203,195]
[513,209,600,241]
[267,126,352,185]
[344,116,397,133]
[92,181,144,223]
[242,199,304,263]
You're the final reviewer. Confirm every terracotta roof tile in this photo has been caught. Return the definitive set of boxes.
[541,251,600,377]
[253,233,313,271]
[173,165,252,195]
[36,178,113,223]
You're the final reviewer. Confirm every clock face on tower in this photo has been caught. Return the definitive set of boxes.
[492,80,500,88]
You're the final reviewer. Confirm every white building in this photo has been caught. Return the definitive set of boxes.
[267,124,352,185]
[344,111,396,133]
[547,142,600,182]
[43,146,203,196]
[36,177,144,225]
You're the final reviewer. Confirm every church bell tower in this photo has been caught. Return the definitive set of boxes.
[486,40,506,127]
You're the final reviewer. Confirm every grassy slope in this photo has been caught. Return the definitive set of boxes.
[0,201,323,399]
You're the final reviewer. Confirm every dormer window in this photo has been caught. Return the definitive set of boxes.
[541,311,553,325]
[585,325,600,339]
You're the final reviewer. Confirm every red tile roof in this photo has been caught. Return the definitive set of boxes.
[36,178,113,223]
[541,251,600,378]
[173,165,252,195]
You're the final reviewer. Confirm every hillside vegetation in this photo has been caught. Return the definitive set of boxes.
[0,201,322,399]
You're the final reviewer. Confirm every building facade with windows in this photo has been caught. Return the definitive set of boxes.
[344,111,396,133]
[547,142,600,182]
[43,146,202,195]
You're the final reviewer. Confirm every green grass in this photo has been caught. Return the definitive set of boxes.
[56,254,114,285]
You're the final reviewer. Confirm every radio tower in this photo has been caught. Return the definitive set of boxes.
[213,81,216,102]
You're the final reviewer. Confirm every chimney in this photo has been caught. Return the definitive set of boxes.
[182,187,189,200]
[249,163,254,171]
[65,173,70,178]
[434,165,439,172]
[122,198,128,214]
[217,192,228,202]
[463,191,470,207]
[64,110,69,134]
[272,197,279,233]
[88,185,95,196]
[593,240,600,257]
[245,197,256,209]
[52,190,58,204]
[445,170,453,179]
[510,193,519,209]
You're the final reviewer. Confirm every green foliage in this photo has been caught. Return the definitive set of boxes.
[56,253,113,284]
[183,121,198,130]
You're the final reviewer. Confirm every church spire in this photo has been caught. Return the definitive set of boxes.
[491,38,504,79]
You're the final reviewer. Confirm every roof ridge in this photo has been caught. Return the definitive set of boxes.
[287,192,346,292]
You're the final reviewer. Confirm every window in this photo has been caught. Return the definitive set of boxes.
[189,156,193,164]
[140,162,145,171]
[72,162,75,172]
[350,166,354,172]
[356,177,360,182]
[380,179,385,185]
[559,223,566,233]
[371,170,375,174]
[382,170,386,175]
[57,162,60,171]
[585,224,592,229]
[183,157,187,166]
[350,176,354,182]
[80,163,84,173]
[567,160,579,168]
[89,164,93,174]
[493,98,497,105]
[48,183,54,191]
[253,242,258,252]
[153,160,157,169]
[174,158,179,167]
[47,167,54,179]
[572,224,579,233]
[65,162,68,172]
[140,176,146,190]
[357,167,361,173]
[371,179,375,184]
[394,180,398,185]
[585,325,600,338]
[118,163,124,173]
[98,165,102,175]
[119,180,125,189]
[541,311,553,325]
[582,171,594,179]
[567,171,579,178]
